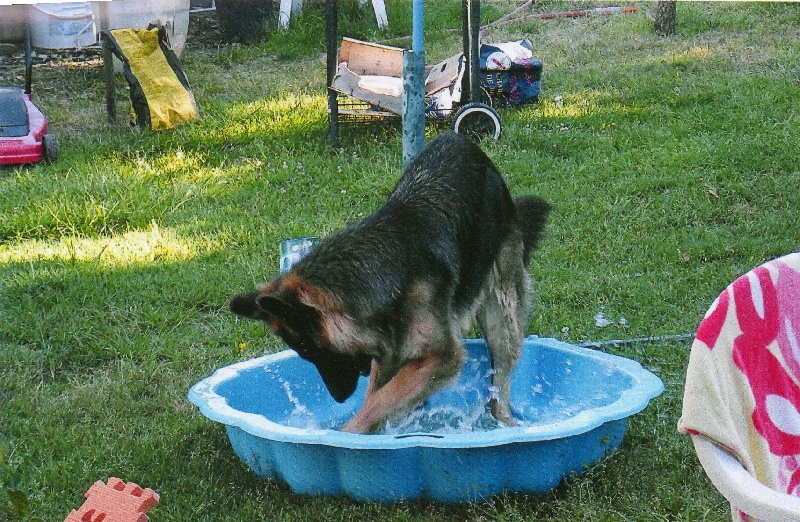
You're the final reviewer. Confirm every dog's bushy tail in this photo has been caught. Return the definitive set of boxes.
[514,195,552,265]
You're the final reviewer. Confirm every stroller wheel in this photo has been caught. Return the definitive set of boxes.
[451,102,501,140]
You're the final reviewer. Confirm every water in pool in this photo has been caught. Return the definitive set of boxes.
[226,348,629,435]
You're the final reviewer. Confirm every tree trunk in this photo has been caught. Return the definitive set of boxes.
[653,1,677,36]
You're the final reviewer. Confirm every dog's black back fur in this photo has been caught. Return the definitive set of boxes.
[231,131,550,407]
[292,131,546,338]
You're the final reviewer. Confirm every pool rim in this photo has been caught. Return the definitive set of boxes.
[187,336,664,450]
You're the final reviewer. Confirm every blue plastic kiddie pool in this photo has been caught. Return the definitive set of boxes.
[188,336,663,502]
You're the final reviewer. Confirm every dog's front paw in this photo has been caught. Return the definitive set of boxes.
[489,398,518,427]
[341,419,369,434]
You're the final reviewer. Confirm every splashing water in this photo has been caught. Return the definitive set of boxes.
[258,351,628,435]
[281,380,322,430]
[384,404,502,435]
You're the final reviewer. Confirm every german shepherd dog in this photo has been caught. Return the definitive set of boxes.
[230,131,550,434]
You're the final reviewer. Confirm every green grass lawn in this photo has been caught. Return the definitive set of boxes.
[1,1,799,520]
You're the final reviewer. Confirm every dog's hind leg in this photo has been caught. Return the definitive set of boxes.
[477,233,532,426]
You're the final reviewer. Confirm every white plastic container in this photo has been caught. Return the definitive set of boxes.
[90,0,190,57]
[29,2,97,49]
[0,5,27,44]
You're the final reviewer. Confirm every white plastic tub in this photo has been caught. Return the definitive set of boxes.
[90,0,190,56]
[30,2,97,49]
[0,5,26,44]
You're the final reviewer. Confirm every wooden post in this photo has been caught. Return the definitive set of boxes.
[653,1,677,36]
[101,32,116,123]
[279,0,290,29]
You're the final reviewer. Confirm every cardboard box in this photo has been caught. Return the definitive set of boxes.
[331,38,462,116]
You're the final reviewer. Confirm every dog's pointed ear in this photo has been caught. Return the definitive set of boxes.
[229,288,312,326]
[255,293,296,322]
[229,290,266,319]
[255,293,321,332]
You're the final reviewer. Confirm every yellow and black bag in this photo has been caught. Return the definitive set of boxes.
[103,25,199,130]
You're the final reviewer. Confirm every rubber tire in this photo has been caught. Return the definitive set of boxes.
[42,133,57,164]
[451,102,501,140]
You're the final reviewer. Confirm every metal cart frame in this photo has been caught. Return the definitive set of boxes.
[325,0,501,146]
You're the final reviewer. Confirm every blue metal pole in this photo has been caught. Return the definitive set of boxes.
[402,0,426,169]
[412,0,424,53]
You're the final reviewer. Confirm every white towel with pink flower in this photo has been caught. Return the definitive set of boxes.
[679,252,800,505]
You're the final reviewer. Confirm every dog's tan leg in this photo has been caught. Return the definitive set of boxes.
[342,281,465,434]
[364,359,380,401]
[341,351,462,433]
[477,234,532,426]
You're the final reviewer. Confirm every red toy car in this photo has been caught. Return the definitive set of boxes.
[0,24,57,165]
